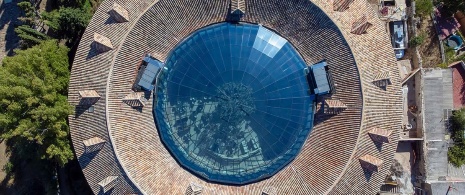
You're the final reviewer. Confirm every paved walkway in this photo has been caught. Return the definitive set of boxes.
[423,69,453,181]
[0,0,20,63]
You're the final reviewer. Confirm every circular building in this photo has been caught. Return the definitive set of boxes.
[69,0,403,194]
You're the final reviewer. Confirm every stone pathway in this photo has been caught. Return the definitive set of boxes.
[0,0,20,63]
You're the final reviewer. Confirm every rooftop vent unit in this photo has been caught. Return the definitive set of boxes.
[359,154,383,172]
[122,92,146,107]
[82,137,106,153]
[368,127,393,143]
[228,0,245,23]
[78,90,100,106]
[373,71,392,88]
[307,60,335,96]
[134,55,163,91]
[92,33,113,53]
[351,16,372,35]
[324,99,347,114]
[98,176,118,193]
[333,0,354,12]
[109,3,129,23]
[185,183,203,195]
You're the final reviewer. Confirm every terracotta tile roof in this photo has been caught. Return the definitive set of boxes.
[68,0,402,194]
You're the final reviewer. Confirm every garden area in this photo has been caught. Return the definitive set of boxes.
[411,0,465,68]
[448,108,465,167]
[0,0,101,194]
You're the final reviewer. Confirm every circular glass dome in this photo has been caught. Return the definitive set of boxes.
[154,23,315,184]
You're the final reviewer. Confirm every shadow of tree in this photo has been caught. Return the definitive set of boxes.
[0,0,21,60]
[0,139,55,194]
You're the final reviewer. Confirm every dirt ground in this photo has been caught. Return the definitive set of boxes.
[417,16,443,68]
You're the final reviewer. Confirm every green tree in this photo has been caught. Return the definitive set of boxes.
[448,108,465,167]
[416,0,434,17]
[17,1,37,26]
[0,40,73,166]
[41,7,92,40]
[14,25,50,48]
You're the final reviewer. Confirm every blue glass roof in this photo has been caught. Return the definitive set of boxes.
[154,23,315,184]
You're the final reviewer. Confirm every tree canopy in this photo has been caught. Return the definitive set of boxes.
[449,108,465,167]
[441,0,465,17]
[41,7,92,40]
[0,40,73,166]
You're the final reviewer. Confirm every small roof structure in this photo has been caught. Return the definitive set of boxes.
[186,183,203,195]
[373,71,392,87]
[98,176,118,193]
[231,0,245,13]
[325,99,347,109]
[83,137,106,147]
[137,56,163,91]
[351,16,372,35]
[333,0,353,12]
[109,3,129,23]
[359,154,383,172]
[262,186,277,195]
[324,99,347,114]
[78,90,100,105]
[368,127,393,143]
[79,90,100,98]
[123,92,146,107]
[309,61,332,95]
[93,33,113,53]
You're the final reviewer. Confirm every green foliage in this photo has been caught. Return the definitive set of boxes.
[2,161,14,175]
[416,0,434,17]
[17,1,36,25]
[442,0,465,17]
[14,25,50,48]
[409,34,426,47]
[41,7,91,39]
[449,145,465,167]
[451,108,465,133]
[449,108,465,167]
[0,40,73,166]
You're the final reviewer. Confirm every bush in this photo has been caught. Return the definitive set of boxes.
[409,34,425,47]
[449,108,465,167]
[416,0,434,17]
[449,145,465,167]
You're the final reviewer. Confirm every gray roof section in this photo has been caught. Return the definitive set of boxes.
[423,69,454,181]
[312,61,331,95]
[428,182,465,195]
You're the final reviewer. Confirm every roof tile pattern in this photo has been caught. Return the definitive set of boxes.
[69,0,402,194]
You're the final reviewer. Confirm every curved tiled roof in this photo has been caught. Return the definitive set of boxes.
[68,0,403,194]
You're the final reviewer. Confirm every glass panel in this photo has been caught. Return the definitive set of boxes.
[154,23,315,185]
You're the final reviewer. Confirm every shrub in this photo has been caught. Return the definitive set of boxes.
[409,34,425,47]
[449,108,465,167]
[416,0,434,17]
